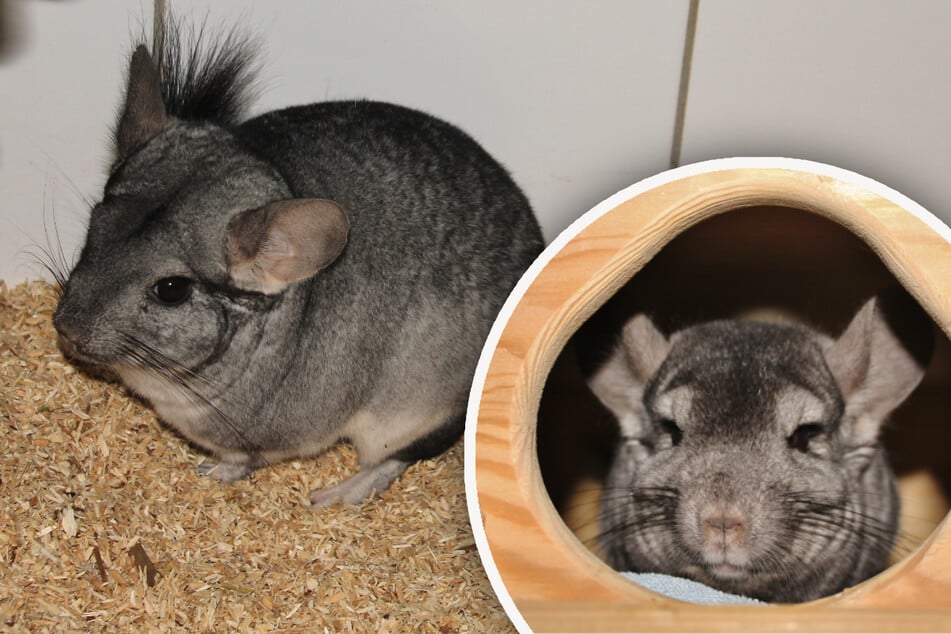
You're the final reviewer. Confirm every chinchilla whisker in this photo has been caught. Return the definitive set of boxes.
[121,333,259,412]
[894,534,933,559]
[45,213,72,288]
[791,510,902,556]
[576,526,620,549]
[17,201,70,294]
[574,510,672,541]
[603,506,678,524]
[559,499,603,513]
[613,486,679,501]
[785,489,940,526]
[586,516,672,549]
[561,486,608,499]
[788,501,897,534]
[564,516,604,534]
[782,495,846,512]
[22,245,69,293]
[572,486,679,550]
[568,501,672,519]
[117,334,271,460]
[150,368,267,460]
[788,523,852,545]
[38,150,97,210]
[38,172,79,291]
[887,536,920,559]
[561,486,677,513]
[600,511,675,534]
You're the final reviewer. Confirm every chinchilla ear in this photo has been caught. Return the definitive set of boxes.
[588,314,670,437]
[227,198,350,294]
[117,46,168,159]
[824,288,933,446]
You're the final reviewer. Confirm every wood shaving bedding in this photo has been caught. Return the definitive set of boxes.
[0,281,512,633]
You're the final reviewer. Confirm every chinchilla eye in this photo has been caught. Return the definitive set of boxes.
[659,418,683,447]
[788,423,823,453]
[150,277,194,306]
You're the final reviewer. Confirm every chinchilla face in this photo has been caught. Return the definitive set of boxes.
[55,121,289,373]
[588,292,932,602]
[602,322,855,601]
[54,46,349,437]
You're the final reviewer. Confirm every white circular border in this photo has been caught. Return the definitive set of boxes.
[463,156,951,633]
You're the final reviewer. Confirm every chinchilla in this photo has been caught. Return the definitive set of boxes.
[52,20,543,506]
[587,289,933,602]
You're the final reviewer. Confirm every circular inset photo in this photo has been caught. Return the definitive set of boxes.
[465,157,951,633]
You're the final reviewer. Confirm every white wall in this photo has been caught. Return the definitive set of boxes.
[9,1,951,289]
[681,0,951,221]
[0,0,688,285]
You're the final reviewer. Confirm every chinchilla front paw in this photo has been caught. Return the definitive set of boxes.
[196,459,251,482]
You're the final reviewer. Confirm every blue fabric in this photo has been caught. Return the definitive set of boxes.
[622,572,765,605]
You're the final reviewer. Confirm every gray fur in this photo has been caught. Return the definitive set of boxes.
[588,290,932,602]
[54,30,543,506]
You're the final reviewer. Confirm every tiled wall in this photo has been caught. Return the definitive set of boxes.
[680,0,951,223]
[2,0,949,285]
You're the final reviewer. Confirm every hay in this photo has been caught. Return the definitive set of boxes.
[0,281,512,632]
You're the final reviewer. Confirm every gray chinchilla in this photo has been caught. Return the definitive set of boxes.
[587,290,932,602]
[53,22,543,506]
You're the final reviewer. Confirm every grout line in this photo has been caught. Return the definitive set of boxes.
[153,0,166,61]
[670,0,700,169]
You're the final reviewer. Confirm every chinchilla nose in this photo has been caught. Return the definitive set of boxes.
[701,506,748,544]
[52,300,90,355]
[53,313,80,356]
[53,304,79,341]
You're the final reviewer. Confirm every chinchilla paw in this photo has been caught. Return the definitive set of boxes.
[196,459,250,482]
[309,459,408,507]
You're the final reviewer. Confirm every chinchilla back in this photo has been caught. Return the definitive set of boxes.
[232,100,543,433]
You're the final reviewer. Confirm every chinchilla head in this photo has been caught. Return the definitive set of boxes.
[588,289,933,602]
[53,31,348,398]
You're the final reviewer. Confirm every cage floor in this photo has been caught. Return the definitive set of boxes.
[0,282,510,633]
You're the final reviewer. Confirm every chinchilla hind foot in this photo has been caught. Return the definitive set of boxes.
[309,459,410,507]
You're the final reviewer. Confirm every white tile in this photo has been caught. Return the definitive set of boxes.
[0,0,688,285]
[681,0,951,225]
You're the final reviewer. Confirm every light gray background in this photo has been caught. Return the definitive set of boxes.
[2,0,949,285]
